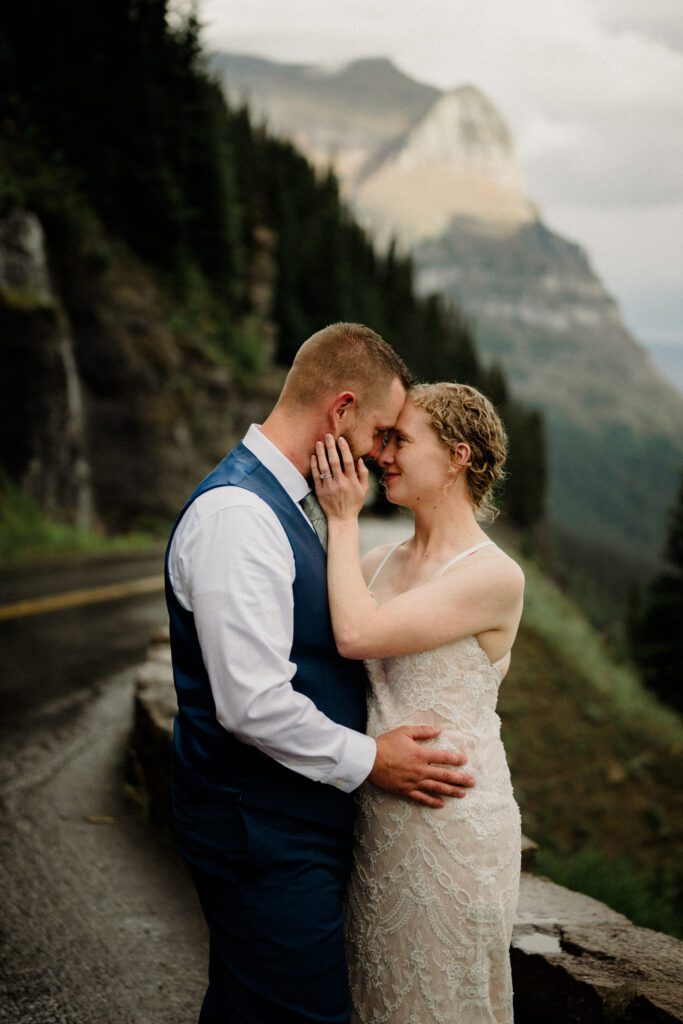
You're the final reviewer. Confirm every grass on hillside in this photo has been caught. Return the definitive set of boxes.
[517,553,680,734]
[499,551,683,937]
[0,476,160,565]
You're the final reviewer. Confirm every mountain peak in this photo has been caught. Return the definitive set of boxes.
[451,82,498,101]
[354,85,537,247]
[328,56,424,85]
[396,87,518,176]
[339,56,396,72]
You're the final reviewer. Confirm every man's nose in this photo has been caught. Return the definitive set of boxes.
[366,436,384,461]
[366,432,387,460]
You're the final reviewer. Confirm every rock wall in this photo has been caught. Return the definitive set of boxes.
[0,209,94,527]
[0,209,284,530]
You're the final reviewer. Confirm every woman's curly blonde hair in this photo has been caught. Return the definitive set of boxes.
[410,382,508,522]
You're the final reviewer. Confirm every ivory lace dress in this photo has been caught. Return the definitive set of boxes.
[346,540,521,1024]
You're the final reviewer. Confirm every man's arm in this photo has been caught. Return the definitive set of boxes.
[170,489,473,806]
[170,491,374,791]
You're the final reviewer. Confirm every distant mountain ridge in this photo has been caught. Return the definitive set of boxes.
[212,53,683,561]
[415,217,683,553]
[646,344,683,395]
[213,53,438,183]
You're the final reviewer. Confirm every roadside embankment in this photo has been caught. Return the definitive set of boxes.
[132,628,683,1024]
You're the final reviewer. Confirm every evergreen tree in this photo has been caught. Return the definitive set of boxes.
[2,0,242,298]
[632,469,683,711]
[1,0,548,534]
[501,406,546,529]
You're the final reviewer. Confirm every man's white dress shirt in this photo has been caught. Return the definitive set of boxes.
[168,425,376,793]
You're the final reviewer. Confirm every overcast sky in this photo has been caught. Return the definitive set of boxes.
[197,0,683,347]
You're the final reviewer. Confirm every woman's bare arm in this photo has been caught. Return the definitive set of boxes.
[313,435,524,661]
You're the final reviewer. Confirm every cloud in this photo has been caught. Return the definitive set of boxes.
[541,199,683,343]
[594,0,683,53]
[200,0,683,211]
[524,113,683,210]
[197,0,683,344]
[398,5,683,215]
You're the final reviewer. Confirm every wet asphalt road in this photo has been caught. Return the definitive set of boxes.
[0,519,414,1023]
[0,551,208,1024]
[0,671,208,1024]
[0,549,167,725]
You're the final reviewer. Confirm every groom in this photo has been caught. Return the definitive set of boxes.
[165,323,474,1023]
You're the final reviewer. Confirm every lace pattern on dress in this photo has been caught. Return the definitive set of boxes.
[346,635,521,1024]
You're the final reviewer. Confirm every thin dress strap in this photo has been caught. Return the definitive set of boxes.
[437,540,509,674]
[436,539,494,577]
[368,538,509,672]
[367,542,404,592]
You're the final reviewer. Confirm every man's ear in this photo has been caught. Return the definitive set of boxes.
[328,391,356,431]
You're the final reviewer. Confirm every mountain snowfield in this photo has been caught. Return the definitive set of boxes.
[214,54,683,562]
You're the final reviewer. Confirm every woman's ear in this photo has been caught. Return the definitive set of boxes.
[450,442,472,471]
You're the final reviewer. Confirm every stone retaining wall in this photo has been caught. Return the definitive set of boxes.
[132,630,683,1024]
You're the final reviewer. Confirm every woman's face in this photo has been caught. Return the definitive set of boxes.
[377,399,454,507]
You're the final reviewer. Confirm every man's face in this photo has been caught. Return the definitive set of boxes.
[342,378,407,462]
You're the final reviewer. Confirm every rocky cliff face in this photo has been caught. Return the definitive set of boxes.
[214,54,683,560]
[415,218,683,553]
[0,210,94,528]
[355,86,537,247]
[0,209,282,531]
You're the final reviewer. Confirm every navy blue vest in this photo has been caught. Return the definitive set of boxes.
[165,443,368,838]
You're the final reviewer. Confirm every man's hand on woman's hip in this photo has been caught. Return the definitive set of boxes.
[369,725,475,808]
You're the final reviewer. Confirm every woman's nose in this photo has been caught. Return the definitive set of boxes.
[378,445,394,468]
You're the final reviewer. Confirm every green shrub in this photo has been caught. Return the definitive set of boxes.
[231,316,271,379]
[0,474,155,563]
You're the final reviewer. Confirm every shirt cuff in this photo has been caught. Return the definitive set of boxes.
[325,729,377,793]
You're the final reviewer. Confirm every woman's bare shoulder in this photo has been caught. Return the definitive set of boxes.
[360,543,397,585]
[476,543,525,596]
[492,543,524,579]
[443,542,524,600]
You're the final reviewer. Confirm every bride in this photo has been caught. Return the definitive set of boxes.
[312,382,524,1024]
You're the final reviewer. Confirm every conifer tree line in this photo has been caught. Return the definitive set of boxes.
[631,469,683,713]
[1,0,545,529]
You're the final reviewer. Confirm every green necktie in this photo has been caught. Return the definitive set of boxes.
[300,492,328,552]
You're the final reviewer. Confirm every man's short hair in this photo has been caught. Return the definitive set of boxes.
[281,323,412,408]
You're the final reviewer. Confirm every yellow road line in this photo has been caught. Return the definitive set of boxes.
[0,575,164,621]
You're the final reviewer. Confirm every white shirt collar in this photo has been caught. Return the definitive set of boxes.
[242,424,310,504]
